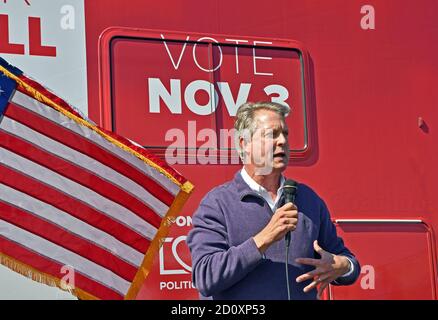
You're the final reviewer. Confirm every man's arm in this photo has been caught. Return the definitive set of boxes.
[295,196,361,298]
[317,198,360,285]
[186,194,263,297]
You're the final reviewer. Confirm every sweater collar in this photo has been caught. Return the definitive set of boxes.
[234,169,285,201]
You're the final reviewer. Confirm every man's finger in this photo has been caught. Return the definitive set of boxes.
[313,240,324,254]
[304,274,330,294]
[280,217,297,225]
[303,278,319,293]
[278,224,296,234]
[281,211,298,220]
[295,257,321,266]
[296,269,319,283]
[280,202,297,211]
[317,282,329,300]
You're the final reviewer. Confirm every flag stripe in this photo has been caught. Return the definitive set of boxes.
[0,182,143,268]
[0,164,150,254]
[0,219,131,295]
[0,199,138,281]
[0,121,163,227]
[0,237,123,299]
[0,146,158,240]
[5,100,173,210]
[11,90,179,200]
[0,115,168,217]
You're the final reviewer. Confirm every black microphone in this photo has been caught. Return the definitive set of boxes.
[283,179,298,247]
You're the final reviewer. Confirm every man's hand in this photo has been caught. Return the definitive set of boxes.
[253,202,298,254]
[295,240,351,299]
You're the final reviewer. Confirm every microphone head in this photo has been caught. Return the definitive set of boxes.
[283,179,298,203]
[283,179,298,194]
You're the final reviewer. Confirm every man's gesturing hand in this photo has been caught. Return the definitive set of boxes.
[295,240,351,299]
[253,202,298,254]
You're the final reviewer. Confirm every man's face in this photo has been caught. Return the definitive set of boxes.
[241,109,290,175]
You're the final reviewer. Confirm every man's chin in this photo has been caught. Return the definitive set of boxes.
[274,165,287,172]
[252,166,286,176]
[272,162,288,173]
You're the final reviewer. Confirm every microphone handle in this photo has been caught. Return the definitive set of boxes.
[285,230,291,245]
[284,195,295,247]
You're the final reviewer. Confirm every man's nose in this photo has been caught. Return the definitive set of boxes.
[276,132,287,146]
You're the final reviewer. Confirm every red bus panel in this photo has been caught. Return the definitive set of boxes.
[331,220,437,299]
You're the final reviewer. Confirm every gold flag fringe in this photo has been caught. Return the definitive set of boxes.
[0,253,98,300]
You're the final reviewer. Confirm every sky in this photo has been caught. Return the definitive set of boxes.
[0,265,77,300]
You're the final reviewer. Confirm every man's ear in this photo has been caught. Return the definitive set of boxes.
[239,136,246,161]
[239,136,245,151]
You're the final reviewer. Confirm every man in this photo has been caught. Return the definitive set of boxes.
[187,101,360,300]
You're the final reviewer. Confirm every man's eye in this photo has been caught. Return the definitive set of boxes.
[272,131,288,138]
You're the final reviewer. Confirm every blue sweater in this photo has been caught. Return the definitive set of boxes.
[187,172,360,300]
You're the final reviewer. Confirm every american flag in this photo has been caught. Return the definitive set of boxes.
[0,57,193,300]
